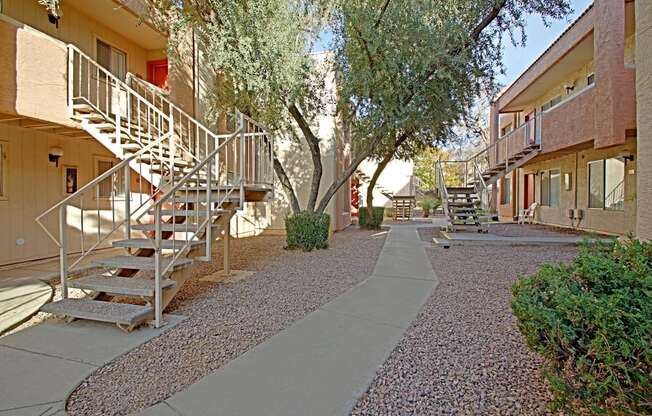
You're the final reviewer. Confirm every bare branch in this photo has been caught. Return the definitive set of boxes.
[287,103,322,212]
[273,155,301,214]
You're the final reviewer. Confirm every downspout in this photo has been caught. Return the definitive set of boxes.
[573,151,579,228]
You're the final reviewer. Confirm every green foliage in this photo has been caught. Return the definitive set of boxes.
[359,207,384,229]
[511,239,652,414]
[285,211,330,251]
[419,196,440,211]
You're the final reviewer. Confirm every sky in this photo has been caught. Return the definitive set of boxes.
[312,0,594,87]
[499,0,593,86]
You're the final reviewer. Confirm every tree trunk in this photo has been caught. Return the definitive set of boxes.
[287,103,322,212]
[315,134,385,214]
[365,132,411,215]
[273,155,301,214]
[365,151,394,216]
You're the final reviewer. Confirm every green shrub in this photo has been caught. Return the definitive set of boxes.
[285,211,330,251]
[511,239,652,415]
[359,206,384,229]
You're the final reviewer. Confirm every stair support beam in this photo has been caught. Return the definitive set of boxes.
[154,208,162,328]
[224,219,231,277]
[59,205,68,299]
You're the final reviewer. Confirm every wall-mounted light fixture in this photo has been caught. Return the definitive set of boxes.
[48,146,64,167]
[623,154,635,162]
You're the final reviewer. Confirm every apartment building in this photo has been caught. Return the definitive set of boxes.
[487,0,638,235]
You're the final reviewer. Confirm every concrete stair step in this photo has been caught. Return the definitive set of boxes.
[69,275,175,297]
[151,209,228,217]
[93,255,192,271]
[41,298,153,327]
[73,103,94,113]
[112,238,205,249]
[131,223,221,233]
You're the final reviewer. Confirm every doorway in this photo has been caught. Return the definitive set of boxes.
[147,59,169,90]
[524,173,535,209]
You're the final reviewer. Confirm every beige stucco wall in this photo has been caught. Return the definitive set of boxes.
[0,0,164,125]
[518,139,637,235]
[267,52,351,234]
[0,124,133,265]
[358,159,415,209]
[636,0,652,240]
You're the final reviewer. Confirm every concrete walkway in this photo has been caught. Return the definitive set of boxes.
[435,231,615,246]
[0,249,123,335]
[140,225,438,416]
[0,316,183,416]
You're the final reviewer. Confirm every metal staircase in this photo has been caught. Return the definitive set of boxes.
[35,45,273,331]
[436,116,541,232]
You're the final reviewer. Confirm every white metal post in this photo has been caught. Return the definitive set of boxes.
[67,46,74,118]
[124,164,131,243]
[59,206,68,299]
[239,113,245,209]
[204,154,212,261]
[154,207,162,328]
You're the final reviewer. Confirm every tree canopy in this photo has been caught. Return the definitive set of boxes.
[141,0,571,215]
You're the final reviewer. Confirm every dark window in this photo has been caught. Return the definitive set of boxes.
[501,176,512,205]
[588,160,605,208]
[587,73,595,86]
[549,170,561,207]
[541,171,550,206]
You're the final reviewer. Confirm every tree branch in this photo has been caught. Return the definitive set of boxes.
[365,131,410,211]
[287,103,322,212]
[315,133,384,214]
[374,0,392,29]
[273,155,301,214]
[402,0,507,107]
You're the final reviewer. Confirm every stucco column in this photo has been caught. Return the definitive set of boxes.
[593,0,628,148]
[636,0,652,240]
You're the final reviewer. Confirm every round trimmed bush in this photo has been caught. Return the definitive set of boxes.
[285,211,330,251]
[359,206,384,229]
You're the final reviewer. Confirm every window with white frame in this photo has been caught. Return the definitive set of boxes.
[95,157,125,198]
[96,39,127,81]
[588,158,625,210]
[540,169,560,207]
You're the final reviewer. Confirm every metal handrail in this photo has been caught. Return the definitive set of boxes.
[35,134,171,247]
[68,45,170,122]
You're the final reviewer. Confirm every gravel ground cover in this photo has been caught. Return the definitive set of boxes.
[352,233,578,415]
[67,228,386,416]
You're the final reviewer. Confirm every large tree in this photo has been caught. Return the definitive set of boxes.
[142,0,571,217]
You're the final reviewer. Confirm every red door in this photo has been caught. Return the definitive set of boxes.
[524,174,535,208]
[147,59,169,90]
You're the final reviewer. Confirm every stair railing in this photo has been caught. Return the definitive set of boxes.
[435,160,450,224]
[35,134,173,300]
[126,74,275,194]
[68,45,177,182]
[145,115,246,328]
[126,73,218,165]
